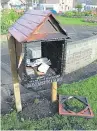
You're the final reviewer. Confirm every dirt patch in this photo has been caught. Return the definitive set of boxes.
[19,89,58,120]
[1,89,58,120]
[21,98,58,120]
[1,61,97,120]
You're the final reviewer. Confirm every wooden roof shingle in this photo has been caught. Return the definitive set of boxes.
[9,10,67,43]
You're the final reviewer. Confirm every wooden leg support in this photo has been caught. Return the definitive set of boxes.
[52,82,57,102]
[14,83,22,112]
[8,35,22,112]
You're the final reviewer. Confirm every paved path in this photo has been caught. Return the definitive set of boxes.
[63,25,97,42]
[1,25,97,114]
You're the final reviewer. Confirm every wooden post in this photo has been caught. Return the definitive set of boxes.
[8,34,22,112]
[52,81,57,102]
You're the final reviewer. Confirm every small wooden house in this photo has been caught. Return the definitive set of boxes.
[8,10,68,111]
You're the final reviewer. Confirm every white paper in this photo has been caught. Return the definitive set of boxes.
[38,63,50,73]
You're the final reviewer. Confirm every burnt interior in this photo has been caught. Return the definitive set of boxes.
[24,40,65,79]
[41,41,63,75]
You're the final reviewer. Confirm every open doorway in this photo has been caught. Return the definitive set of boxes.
[25,40,65,79]
[42,40,64,75]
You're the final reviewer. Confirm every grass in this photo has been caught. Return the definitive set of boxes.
[55,16,97,26]
[63,97,86,113]
[58,75,97,114]
[1,75,97,130]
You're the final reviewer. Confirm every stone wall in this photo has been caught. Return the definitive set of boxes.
[65,35,97,74]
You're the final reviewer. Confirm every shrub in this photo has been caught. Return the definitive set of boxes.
[64,11,92,18]
[83,11,92,16]
[1,9,23,34]
[64,11,75,17]
[75,4,82,12]
[83,16,97,23]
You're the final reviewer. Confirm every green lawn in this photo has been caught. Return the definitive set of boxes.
[55,16,97,26]
[1,75,97,130]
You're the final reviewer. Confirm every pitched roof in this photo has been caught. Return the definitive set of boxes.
[9,10,67,43]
